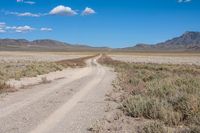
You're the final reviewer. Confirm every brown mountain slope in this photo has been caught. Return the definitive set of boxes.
[0,39,110,52]
[120,31,200,51]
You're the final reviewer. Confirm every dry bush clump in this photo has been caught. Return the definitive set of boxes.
[137,121,166,133]
[56,54,98,68]
[0,81,16,93]
[98,54,200,132]
[0,81,8,93]
[0,62,64,81]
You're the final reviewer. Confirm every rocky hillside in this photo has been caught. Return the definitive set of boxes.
[1,31,200,52]
[0,39,110,51]
[121,31,200,51]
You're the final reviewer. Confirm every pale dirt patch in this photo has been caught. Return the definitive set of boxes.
[110,54,200,65]
[0,51,91,63]
[6,67,85,89]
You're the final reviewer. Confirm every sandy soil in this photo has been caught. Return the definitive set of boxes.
[110,54,200,65]
[0,52,91,63]
[0,56,115,133]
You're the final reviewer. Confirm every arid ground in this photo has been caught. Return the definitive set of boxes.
[0,52,200,133]
[109,52,200,65]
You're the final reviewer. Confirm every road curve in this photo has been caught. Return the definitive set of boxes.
[0,56,115,133]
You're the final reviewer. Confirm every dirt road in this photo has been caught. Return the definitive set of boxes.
[0,56,115,133]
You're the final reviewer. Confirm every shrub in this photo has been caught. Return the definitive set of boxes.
[98,55,200,130]
[122,95,182,126]
[138,121,166,133]
[0,81,10,93]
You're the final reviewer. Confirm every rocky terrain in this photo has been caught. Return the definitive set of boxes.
[118,31,200,51]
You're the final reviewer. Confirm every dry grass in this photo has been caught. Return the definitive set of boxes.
[0,62,64,81]
[56,54,98,68]
[138,121,166,133]
[98,54,200,132]
[0,54,97,93]
[0,81,16,94]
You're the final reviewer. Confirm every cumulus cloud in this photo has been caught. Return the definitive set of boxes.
[178,0,192,3]
[82,7,96,16]
[49,5,77,16]
[0,22,53,33]
[18,12,40,17]
[6,25,34,33]
[40,27,53,32]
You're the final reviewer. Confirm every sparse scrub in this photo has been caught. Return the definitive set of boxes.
[122,95,182,126]
[56,54,98,68]
[0,62,64,81]
[0,54,97,93]
[98,54,200,132]
[138,121,166,133]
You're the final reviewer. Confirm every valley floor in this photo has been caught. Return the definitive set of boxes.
[0,57,115,133]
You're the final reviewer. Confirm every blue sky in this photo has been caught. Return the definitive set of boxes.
[0,0,200,48]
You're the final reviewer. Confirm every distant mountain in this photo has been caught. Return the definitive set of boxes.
[121,31,200,51]
[0,39,111,52]
[1,31,200,52]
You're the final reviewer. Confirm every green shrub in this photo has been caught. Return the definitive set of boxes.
[122,95,182,126]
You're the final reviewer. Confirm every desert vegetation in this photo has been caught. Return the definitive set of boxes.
[56,54,98,68]
[0,52,97,94]
[97,54,200,133]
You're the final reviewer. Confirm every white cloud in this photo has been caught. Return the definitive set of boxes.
[6,25,34,33]
[49,5,77,16]
[0,29,6,33]
[178,0,192,3]
[6,11,42,17]
[0,22,6,28]
[40,27,53,32]
[17,0,36,5]
[82,7,96,16]
[17,0,23,2]
[24,1,35,5]
[17,12,40,17]
[0,22,52,33]
[15,26,34,33]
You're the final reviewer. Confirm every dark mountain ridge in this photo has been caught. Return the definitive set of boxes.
[122,31,200,51]
[0,39,111,51]
[1,31,200,52]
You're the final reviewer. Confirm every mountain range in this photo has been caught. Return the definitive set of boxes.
[0,39,111,52]
[121,31,200,52]
[0,31,200,52]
